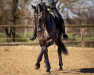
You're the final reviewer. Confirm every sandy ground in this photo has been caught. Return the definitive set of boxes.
[0,45,94,75]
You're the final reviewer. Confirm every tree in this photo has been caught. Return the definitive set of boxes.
[0,0,29,42]
[3,0,18,42]
[0,0,3,24]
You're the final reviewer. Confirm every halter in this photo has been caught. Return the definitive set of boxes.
[34,11,44,16]
[34,8,47,27]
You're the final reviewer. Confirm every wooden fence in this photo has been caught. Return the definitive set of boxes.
[0,24,94,47]
[0,24,94,28]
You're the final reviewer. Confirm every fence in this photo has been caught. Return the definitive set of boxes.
[0,24,94,47]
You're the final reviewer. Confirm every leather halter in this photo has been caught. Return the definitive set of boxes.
[34,9,47,27]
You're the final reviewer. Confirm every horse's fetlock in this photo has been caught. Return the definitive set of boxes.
[35,63,40,70]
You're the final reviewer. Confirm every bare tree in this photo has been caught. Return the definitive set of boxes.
[3,0,18,42]
[0,0,29,42]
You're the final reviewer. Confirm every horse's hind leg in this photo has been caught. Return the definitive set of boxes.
[55,39,63,70]
[57,47,63,70]
[44,49,51,72]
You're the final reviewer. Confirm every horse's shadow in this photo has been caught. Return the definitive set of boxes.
[78,68,94,73]
[50,68,94,75]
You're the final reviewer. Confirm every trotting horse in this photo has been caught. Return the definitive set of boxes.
[31,3,68,72]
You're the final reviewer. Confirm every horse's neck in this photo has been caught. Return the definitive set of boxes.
[47,12,55,25]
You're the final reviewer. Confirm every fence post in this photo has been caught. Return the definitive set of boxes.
[81,25,85,47]
[24,19,28,37]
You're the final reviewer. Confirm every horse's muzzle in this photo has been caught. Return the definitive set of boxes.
[37,27,42,32]
[37,26,42,32]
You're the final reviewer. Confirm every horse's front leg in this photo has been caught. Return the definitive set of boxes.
[35,47,44,70]
[44,49,51,72]
[35,45,50,69]
[43,39,55,72]
[35,39,54,71]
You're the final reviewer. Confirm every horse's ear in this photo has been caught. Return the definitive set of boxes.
[31,5,36,10]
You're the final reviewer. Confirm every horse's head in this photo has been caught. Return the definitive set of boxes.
[32,3,47,31]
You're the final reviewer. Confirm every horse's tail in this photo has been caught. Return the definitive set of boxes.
[59,40,68,55]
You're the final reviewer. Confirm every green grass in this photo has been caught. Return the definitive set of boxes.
[0,31,39,43]
[0,32,94,44]
[15,31,39,43]
[66,33,74,39]
[66,33,94,41]
[0,33,6,43]
[0,33,6,38]
[74,36,94,41]
[65,33,94,47]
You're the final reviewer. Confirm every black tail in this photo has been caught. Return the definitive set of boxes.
[59,40,68,55]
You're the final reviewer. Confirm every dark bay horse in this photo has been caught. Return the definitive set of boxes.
[31,3,68,72]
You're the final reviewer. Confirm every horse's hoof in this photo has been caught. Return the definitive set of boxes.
[35,63,40,70]
[59,67,63,70]
[46,69,50,73]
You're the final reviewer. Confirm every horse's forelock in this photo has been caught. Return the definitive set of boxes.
[37,3,46,13]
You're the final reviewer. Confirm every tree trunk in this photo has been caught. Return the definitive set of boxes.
[11,0,18,42]
[4,0,18,42]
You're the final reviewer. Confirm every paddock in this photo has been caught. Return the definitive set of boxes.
[0,45,94,75]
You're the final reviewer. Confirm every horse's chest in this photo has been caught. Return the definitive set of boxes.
[37,30,49,41]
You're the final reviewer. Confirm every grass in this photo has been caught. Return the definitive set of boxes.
[66,33,94,47]
[15,31,39,43]
[0,33,6,43]
[0,31,39,43]
[66,33,74,40]
[66,33,94,41]
[0,32,94,47]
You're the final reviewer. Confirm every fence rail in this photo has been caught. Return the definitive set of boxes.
[0,24,94,47]
[0,24,94,28]
[0,41,94,46]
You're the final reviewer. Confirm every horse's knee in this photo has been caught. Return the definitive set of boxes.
[41,46,47,53]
